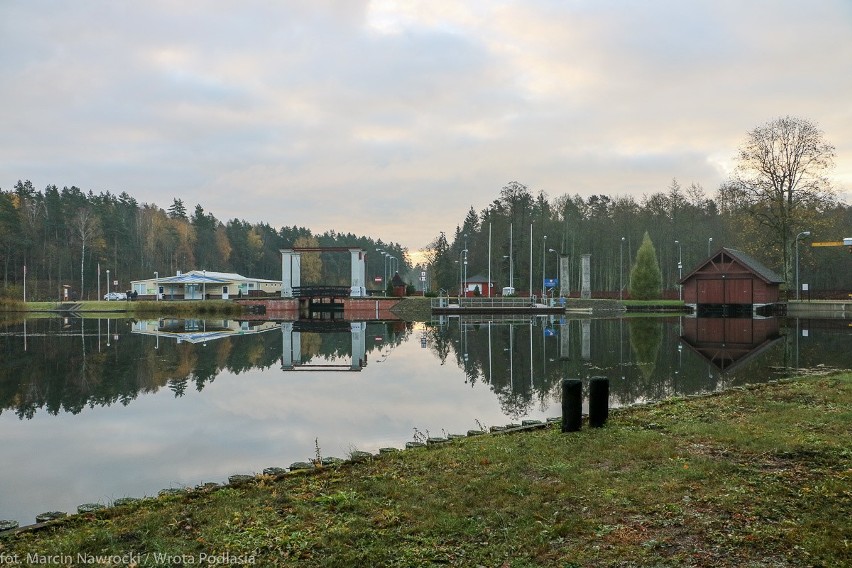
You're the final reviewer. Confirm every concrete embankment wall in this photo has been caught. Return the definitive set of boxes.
[786,301,851,317]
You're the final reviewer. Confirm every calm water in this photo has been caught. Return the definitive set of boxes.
[1,314,849,525]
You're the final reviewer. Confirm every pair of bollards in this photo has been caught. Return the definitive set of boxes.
[561,377,609,432]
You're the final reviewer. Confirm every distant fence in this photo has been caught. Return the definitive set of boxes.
[431,297,543,310]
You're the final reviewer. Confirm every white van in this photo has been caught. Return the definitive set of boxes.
[501,286,516,296]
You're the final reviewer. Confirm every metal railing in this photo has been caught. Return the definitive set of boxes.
[431,296,544,309]
[292,286,350,298]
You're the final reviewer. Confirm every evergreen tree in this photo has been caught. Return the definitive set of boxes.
[168,198,188,220]
[628,232,662,300]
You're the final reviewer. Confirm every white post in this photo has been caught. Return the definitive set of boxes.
[350,322,366,370]
[509,222,514,290]
[487,222,492,297]
[350,249,366,297]
[581,319,591,360]
[558,255,570,298]
[281,249,293,297]
[280,249,300,298]
[281,322,294,369]
[529,223,533,298]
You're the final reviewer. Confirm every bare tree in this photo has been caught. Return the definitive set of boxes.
[722,116,837,283]
[73,208,101,299]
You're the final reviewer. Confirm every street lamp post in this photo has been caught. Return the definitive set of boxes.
[675,240,683,301]
[154,271,159,301]
[541,235,547,298]
[619,237,625,301]
[379,250,390,293]
[390,255,398,277]
[528,223,534,299]
[463,233,468,299]
[795,231,811,300]
[106,270,110,301]
[707,237,713,256]
[508,223,513,291]
[456,257,462,298]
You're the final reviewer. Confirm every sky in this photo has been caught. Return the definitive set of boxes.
[2,0,851,255]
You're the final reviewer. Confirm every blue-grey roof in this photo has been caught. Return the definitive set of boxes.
[680,247,785,284]
[723,248,785,284]
[158,274,229,284]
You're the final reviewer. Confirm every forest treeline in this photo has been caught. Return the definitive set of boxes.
[424,179,851,297]
[425,117,851,297]
[2,177,849,302]
[0,180,409,300]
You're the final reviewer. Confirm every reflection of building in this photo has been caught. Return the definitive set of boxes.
[680,317,782,372]
[132,319,281,344]
[282,321,367,371]
[680,248,783,316]
[131,271,281,301]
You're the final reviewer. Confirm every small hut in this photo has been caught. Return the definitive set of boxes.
[391,272,406,297]
[680,247,784,316]
[463,274,495,297]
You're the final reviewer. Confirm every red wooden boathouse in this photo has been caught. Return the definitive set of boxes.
[680,247,784,316]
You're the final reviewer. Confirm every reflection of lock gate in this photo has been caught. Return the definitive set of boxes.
[281,321,367,372]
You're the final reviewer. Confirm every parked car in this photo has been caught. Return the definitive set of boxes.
[103,291,127,301]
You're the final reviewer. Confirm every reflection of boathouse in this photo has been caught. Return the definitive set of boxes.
[680,317,782,372]
[680,248,784,316]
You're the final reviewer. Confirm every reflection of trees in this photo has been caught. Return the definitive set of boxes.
[425,319,565,417]
[0,319,410,418]
[628,318,662,380]
[3,317,848,420]
[423,316,837,413]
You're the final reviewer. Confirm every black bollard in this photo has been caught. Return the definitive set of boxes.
[561,379,583,432]
[589,376,610,427]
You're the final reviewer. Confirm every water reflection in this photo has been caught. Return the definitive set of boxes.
[0,318,410,418]
[3,316,851,421]
[679,317,782,372]
[0,315,849,526]
[424,314,851,412]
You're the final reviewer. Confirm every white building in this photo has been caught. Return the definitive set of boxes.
[131,270,281,300]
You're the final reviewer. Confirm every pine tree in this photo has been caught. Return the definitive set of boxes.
[168,198,187,220]
[628,231,662,300]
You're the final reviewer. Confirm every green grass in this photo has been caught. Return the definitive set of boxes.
[623,299,686,306]
[13,300,244,316]
[2,375,850,567]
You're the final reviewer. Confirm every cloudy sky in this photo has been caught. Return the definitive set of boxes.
[2,0,850,253]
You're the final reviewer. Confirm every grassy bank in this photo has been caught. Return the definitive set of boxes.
[14,300,244,316]
[2,375,850,567]
[389,296,432,321]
